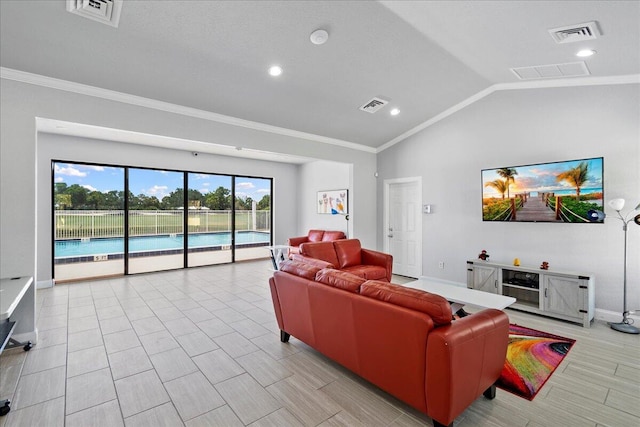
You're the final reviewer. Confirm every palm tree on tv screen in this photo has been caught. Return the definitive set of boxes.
[496,168,518,199]
[556,161,589,200]
[485,179,509,199]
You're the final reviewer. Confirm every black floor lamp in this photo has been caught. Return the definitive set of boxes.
[607,198,640,334]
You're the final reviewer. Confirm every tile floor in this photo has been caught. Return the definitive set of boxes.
[1,259,639,426]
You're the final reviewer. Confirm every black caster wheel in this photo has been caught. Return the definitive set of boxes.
[0,401,10,416]
[23,341,33,351]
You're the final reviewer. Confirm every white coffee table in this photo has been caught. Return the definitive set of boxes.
[265,245,291,270]
[403,279,515,313]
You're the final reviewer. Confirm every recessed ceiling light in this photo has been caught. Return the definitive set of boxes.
[576,49,596,57]
[268,65,283,76]
[390,108,400,116]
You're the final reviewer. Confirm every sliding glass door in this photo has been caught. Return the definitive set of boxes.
[234,176,272,261]
[53,161,272,281]
[128,168,184,274]
[53,162,125,281]
[187,173,233,267]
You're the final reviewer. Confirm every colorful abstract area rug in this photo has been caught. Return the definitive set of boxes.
[497,324,576,400]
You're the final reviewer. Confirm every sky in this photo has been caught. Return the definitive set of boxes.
[53,162,271,201]
[482,158,603,197]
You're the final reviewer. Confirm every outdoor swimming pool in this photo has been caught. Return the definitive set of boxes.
[55,231,270,258]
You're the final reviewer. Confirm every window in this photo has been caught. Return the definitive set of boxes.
[52,161,272,281]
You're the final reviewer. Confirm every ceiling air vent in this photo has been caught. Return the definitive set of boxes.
[359,97,389,114]
[511,61,590,80]
[548,21,600,44]
[67,0,123,28]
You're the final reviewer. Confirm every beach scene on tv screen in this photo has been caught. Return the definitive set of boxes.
[482,158,603,223]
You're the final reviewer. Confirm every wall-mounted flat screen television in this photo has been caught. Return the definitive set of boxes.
[482,157,604,223]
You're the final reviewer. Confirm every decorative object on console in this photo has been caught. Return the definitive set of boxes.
[540,261,549,270]
[317,190,348,214]
[478,249,490,261]
[498,324,575,400]
[603,198,640,334]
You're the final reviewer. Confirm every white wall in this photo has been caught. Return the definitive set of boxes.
[36,132,300,282]
[295,161,352,240]
[377,84,640,314]
[0,78,378,283]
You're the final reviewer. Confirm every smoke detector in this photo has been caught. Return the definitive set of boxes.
[548,21,600,44]
[359,97,389,114]
[310,29,329,45]
[67,0,123,28]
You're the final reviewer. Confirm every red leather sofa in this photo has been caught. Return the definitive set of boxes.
[269,260,509,427]
[287,229,346,257]
[294,238,392,281]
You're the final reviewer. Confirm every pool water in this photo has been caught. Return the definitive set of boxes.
[55,232,270,257]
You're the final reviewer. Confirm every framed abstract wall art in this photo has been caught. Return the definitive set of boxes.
[317,190,348,215]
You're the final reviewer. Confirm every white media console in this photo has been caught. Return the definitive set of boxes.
[466,260,595,327]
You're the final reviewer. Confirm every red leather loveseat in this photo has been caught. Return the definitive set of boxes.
[293,238,392,281]
[287,229,346,257]
[269,260,509,427]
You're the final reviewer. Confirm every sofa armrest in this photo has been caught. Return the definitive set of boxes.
[361,248,393,281]
[288,236,310,247]
[425,309,509,426]
[287,236,310,258]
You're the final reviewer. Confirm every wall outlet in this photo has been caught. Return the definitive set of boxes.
[438,261,444,269]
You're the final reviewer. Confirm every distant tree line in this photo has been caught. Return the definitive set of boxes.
[54,183,270,211]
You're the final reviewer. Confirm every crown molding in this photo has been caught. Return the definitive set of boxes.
[0,67,376,154]
[493,73,640,91]
[2,67,637,156]
[377,73,640,153]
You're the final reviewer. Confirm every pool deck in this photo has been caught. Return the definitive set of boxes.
[54,246,269,282]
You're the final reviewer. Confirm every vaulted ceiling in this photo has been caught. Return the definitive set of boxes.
[1,1,638,151]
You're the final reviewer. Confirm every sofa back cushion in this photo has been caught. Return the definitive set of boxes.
[333,239,362,269]
[291,255,335,270]
[360,281,452,326]
[300,241,340,267]
[279,260,323,280]
[315,269,366,293]
[307,229,325,242]
[322,230,346,242]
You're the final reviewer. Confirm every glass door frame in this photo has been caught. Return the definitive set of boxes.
[52,159,274,280]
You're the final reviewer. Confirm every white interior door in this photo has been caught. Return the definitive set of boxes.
[385,178,422,278]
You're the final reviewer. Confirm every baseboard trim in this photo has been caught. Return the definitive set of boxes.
[595,308,640,325]
[36,279,55,289]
